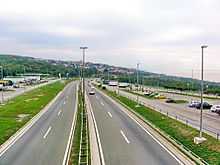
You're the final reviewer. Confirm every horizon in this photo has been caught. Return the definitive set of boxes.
[0,0,220,81]
[1,53,220,83]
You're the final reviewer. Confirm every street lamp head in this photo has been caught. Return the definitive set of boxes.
[80,47,88,49]
[201,45,208,49]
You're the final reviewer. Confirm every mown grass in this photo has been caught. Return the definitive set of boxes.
[69,84,91,165]
[69,88,82,165]
[0,80,69,145]
[103,88,220,165]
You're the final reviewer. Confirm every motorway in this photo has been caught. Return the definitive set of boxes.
[87,85,182,165]
[108,86,220,136]
[0,81,78,165]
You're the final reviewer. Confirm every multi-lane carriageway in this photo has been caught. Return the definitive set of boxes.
[0,81,192,165]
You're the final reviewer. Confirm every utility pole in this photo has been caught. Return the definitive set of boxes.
[136,63,140,107]
[80,47,88,112]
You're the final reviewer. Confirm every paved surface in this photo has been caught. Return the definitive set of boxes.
[0,81,77,165]
[87,85,181,165]
[108,86,220,136]
[1,79,59,103]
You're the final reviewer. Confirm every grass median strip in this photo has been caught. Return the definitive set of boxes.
[0,80,69,145]
[101,88,220,164]
[69,84,90,165]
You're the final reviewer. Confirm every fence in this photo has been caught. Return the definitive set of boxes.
[121,91,220,140]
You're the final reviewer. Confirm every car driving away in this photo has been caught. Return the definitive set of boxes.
[89,88,95,95]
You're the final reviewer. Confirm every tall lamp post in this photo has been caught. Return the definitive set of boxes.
[136,63,140,107]
[80,47,88,111]
[199,45,208,138]
[0,66,3,103]
[194,45,208,144]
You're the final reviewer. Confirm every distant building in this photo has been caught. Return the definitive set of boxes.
[4,73,47,84]
[118,82,129,88]
[108,81,118,86]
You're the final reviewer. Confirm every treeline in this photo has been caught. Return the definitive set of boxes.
[102,73,220,95]
[0,54,97,78]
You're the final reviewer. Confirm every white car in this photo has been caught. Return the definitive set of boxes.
[188,101,200,108]
[210,105,220,113]
[89,90,95,95]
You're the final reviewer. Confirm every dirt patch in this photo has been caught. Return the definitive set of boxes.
[17,114,30,122]
[24,98,39,102]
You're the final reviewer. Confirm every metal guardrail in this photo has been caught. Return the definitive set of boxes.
[78,106,89,165]
[123,91,220,140]
[109,90,210,165]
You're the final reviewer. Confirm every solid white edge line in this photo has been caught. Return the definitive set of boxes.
[43,126,52,139]
[89,94,106,165]
[97,88,185,165]
[62,84,78,165]
[101,102,104,106]
[123,107,184,164]
[0,80,68,157]
[120,130,130,144]
[58,110,62,116]
[107,112,112,118]
[125,112,184,165]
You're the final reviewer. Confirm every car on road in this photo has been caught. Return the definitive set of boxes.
[188,101,200,108]
[210,105,220,113]
[143,91,152,96]
[166,98,175,103]
[154,94,166,99]
[195,102,212,109]
[89,90,95,95]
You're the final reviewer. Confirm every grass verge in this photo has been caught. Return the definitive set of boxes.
[69,87,82,165]
[0,80,70,145]
[101,88,220,164]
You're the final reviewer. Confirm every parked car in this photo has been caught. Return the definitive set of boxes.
[166,98,175,103]
[195,102,212,109]
[154,94,166,99]
[210,105,220,113]
[143,91,152,96]
[188,101,200,108]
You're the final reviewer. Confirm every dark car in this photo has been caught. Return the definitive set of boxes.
[166,98,175,103]
[195,102,212,109]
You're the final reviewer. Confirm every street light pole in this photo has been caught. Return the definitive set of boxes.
[80,47,88,112]
[0,66,3,103]
[199,45,208,138]
[136,63,140,107]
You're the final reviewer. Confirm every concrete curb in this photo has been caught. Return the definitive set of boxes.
[0,81,71,156]
[62,83,78,165]
[96,87,206,165]
[86,93,105,165]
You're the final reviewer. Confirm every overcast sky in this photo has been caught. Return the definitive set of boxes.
[0,0,220,81]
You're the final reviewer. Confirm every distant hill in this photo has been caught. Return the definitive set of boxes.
[0,54,80,77]
[0,54,220,94]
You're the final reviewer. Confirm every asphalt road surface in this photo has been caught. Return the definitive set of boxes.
[87,85,181,165]
[108,86,220,137]
[0,81,78,165]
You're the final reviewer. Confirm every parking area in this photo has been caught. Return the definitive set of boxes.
[0,79,58,103]
[103,83,220,138]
